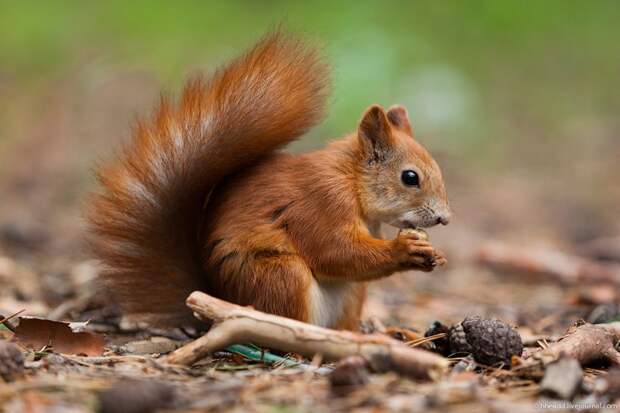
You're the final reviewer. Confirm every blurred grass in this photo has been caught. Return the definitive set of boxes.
[0,1,618,160]
[0,1,618,249]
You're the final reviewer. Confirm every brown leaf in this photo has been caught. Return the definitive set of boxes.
[14,317,104,356]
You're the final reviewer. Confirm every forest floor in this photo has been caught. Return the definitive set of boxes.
[1,210,620,412]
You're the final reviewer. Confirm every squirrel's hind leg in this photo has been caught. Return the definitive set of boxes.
[208,250,314,323]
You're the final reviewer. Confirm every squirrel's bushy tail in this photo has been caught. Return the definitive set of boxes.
[87,32,330,325]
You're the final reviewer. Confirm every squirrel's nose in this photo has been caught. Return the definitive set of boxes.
[437,212,451,225]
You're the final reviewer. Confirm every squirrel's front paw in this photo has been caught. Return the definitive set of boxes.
[392,232,447,272]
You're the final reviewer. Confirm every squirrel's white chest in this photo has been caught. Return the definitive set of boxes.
[308,279,354,328]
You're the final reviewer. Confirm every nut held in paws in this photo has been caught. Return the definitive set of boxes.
[399,228,429,241]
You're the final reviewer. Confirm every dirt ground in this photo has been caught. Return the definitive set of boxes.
[3,224,620,413]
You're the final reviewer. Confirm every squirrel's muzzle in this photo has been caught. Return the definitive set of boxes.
[437,213,451,225]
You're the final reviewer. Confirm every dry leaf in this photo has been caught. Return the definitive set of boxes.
[14,317,104,356]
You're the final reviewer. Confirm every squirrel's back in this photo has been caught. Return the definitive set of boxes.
[87,32,330,325]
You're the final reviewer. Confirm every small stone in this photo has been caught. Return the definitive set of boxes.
[121,337,180,355]
[595,368,620,400]
[0,340,24,382]
[98,379,176,413]
[328,356,369,395]
[430,375,479,405]
[540,357,583,400]
[586,304,618,324]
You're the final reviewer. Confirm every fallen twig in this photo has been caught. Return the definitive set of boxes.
[162,292,449,380]
[0,309,24,333]
[62,354,164,365]
[407,332,447,348]
[580,236,620,263]
[522,322,620,367]
[476,242,620,285]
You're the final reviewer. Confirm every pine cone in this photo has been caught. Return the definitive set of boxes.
[329,356,369,388]
[0,340,24,382]
[448,316,523,366]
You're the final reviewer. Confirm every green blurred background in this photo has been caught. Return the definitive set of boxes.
[0,1,618,260]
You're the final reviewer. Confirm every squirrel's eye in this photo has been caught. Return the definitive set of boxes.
[401,170,420,187]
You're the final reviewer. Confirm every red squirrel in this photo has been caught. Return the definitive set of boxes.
[87,32,451,330]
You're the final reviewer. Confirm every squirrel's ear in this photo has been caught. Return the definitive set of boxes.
[386,105,413,136]
[358,105,394,161]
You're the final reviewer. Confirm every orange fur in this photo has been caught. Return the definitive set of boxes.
[87,31,450,329]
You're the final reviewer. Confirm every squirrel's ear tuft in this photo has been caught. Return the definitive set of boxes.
[386,105,413,136]
[358,105,393,161]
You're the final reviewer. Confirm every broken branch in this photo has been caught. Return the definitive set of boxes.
[476,242,620,285]
[162,292,449,380]
[523,322,620,367]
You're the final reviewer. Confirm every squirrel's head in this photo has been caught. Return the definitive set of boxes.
[356,104,451,229]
